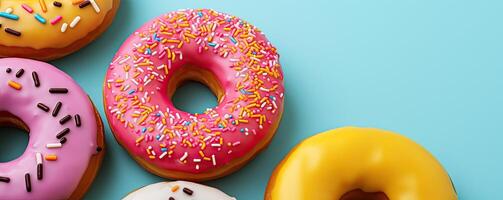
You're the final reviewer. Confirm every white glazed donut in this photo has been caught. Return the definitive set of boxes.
[123,181,236,200]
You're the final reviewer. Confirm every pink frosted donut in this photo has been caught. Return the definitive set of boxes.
[104,9,284,181]
[0,58,104,200]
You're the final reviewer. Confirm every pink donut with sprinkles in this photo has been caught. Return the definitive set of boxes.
[0,58,105,199]
[104,9,284,181]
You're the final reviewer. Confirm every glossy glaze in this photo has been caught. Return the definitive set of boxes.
[0,58,98,199]
[104,9,284,175]
[0,0,115,49]
[266,127,457,200]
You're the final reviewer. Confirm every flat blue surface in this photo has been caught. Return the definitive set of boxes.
[2,0,502,199]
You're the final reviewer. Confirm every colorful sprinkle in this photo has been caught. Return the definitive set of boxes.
[8,80,22,90]
[35,14,47,24]
[21,4,34,13]
[45,155,57,161]
[0,12,19,20]
[39,0,48,13]
[89,0,101,13]
[69,16,81,28]
[50,16,63,25]
[105,9,284,172]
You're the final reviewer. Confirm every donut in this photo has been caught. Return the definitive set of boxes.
[103,9,284,181]
[266,127,458,200]
[0,0,120,61]
[123,181,236,200]
[0,58,105,199]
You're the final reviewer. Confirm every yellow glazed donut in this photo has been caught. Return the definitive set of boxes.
[0,0,120,60]
[265,127,457,200]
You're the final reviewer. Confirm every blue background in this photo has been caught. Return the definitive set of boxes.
[1,0,502,199]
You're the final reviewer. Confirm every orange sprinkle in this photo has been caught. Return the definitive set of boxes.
[39,0,47,12]
[45,155,57,161]
[72,0,84,4]
[171,185,180,192]
[8,80,22,90]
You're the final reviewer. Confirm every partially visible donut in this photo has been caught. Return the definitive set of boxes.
[0,58,105,200]
[266,127,457,200]
[0,0,120,60]
[104,9,284,181]
[123,181,236,200]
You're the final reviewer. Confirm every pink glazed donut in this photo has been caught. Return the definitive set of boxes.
[0,58,105,200]
[104,9,284,181]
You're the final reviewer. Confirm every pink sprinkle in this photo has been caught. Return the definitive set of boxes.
[21,4,33,13]
[50,16,63,25]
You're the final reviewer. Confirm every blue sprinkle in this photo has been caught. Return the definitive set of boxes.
[232,121,236,125]
[156,135,161,140]
[152,33,161,42]
[240,128,245,133]
[161,148,168,152]
[128,90,136,95]
[240,89,252,95]
[0,12,19,20]
[156,113,161,117]
[198,11,203,17]
[229,36,237,44]
[208,42,217,47]
[34,14,46,24]
[218,124,224,128]
[141,127,147,133]
[146,48,152,55]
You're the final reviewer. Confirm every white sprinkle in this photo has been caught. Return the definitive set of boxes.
[193,158,201,162]
[211,143,221,147]
[36,153,43,164]
[211,154,217,166]
[180,152,188,161]
[195,164,200,170]
[46,143,62,149]
[61,23,68,33]
[118,56,130,64]
[159,151,168,159]
[70,16,81,28]
[89,0,101,13]
[5,8,13,14]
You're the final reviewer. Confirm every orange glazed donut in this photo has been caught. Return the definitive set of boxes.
[0,0,120,60]
[266,127,458,200]
[104,9,285,181]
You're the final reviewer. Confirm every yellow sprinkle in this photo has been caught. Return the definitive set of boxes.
[8,80,22,90]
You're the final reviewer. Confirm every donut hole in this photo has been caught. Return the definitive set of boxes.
[340,189,389,200]
[0,111,30,163]
[168,66,223,114]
